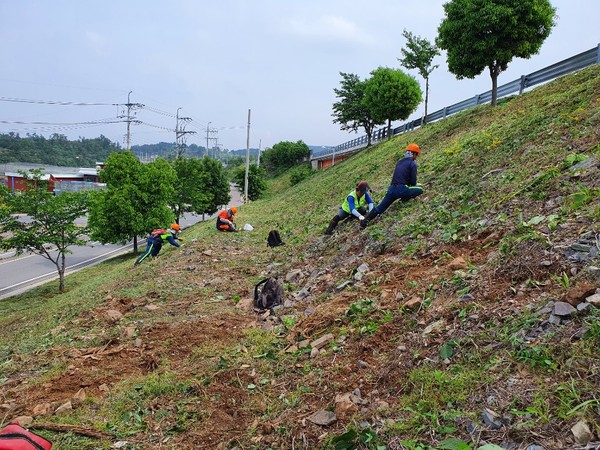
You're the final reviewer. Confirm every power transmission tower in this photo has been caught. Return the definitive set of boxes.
[118,91,144,150]
[205,123,218,157]
[175,107,196,159]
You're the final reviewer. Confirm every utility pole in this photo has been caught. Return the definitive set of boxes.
[257,138,262,167]
[205,123,218,158]
[175,107,195,159]
[244,109,251,203]
[119,91,143,150]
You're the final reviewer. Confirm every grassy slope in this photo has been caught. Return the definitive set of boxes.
[1,66,599,450]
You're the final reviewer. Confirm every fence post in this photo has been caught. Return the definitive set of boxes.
[519,75,526,95]
[597,43,600,63]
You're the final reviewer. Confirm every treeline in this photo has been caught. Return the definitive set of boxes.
[132,142,261,162]
[0,133,121,166]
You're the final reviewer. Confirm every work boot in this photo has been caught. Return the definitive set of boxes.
[324,217,340,235]
[360,209,379,229]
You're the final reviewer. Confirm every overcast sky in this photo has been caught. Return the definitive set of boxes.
[0,1,598,151]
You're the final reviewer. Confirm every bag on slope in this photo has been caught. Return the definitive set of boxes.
[253,277,283,311]
[0,421,52,450]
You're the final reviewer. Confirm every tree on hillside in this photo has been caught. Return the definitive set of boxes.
[139,157,177,230]
[170,157,211,223]
[332,72,377,146]
[260,140,310,175]
[0,170,89,293]
[199,157,230,214]
[233,164,266,201]
[364,67,422,138]
[88,152,175,254]
[436,0,556,106]
[398,29,440,123]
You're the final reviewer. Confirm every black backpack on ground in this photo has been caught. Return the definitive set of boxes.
[267,230,285,248]
[254,277,283,311]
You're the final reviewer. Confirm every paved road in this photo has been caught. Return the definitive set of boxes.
[0,185,243,300]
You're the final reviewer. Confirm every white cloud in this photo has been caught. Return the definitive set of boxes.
[285,15,375,46]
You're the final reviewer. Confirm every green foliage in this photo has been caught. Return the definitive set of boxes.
[364,67,422,135]
[232,163,267,201]
[398,29,440,119]
[260,140,311,176]
[170,157,211,222]
[332,72,376,144]
[200,157,231,214]
[0,132,121,166]
[0,170,90,292]
[88,152,175,250]
[436,0,556,105]
[289,163,315,186]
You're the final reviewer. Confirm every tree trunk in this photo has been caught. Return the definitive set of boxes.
[58,253,65,293]
[490,65,499,107]
[424,77,430,124]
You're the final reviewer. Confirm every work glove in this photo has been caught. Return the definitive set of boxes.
[358,215,365,221]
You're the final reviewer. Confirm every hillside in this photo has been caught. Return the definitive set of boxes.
[1,65,599,450]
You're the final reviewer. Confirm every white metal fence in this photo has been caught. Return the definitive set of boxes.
[312,44,600,161]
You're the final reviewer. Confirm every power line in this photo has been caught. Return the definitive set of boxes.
[0,96,120,106]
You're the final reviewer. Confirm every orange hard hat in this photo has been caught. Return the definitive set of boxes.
[406,143,421,154]
[170,223,181,231]
[230,207,237,214]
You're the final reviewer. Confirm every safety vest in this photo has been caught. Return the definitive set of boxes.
[342,190,367,214]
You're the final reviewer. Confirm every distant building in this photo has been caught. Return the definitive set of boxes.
[1,162,106,194]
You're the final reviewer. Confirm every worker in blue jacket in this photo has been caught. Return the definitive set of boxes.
[325,180,374,235]
[134,223,182,266]
[360,143,424,228]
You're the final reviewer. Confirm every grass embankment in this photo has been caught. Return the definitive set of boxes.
[1,65,599,450]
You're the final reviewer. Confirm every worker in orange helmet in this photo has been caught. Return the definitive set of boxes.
[134,223,182,266]
[216,207,238,232]
[360,143,424,229]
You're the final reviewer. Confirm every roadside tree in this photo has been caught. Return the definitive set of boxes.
[0,170,89,293]
[88,152,175,254]
[332,72,377,146]
[398,29,440,122]
[171,157,211,224]
[260,140,310,175]
[200,157,231,215]
[436,0,556,106]
[364,67,422,139]
[233,164,267,201]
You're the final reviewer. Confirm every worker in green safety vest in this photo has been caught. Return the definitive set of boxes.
[324,180,375,235]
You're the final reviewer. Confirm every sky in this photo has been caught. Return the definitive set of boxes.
[0,1,599,152]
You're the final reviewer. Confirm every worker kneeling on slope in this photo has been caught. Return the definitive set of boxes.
[217,207,238,232]
[134,223,182,266]
[325,180,374,235]
[360,143,424,229]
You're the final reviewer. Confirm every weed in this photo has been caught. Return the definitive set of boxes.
[551,271,570,290]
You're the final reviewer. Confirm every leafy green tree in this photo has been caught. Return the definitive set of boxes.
[88,152,175,254]
[436,0,556,106]
[171,157,211,223]
[332,72,377,146]
[398,29,440,123]
[260,140,310,175]
[233,164,267,201]
[200,157,231,214]
[0,170,89,293]
[364,67,422,138]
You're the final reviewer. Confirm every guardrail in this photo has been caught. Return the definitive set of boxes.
[312,44,600,161]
